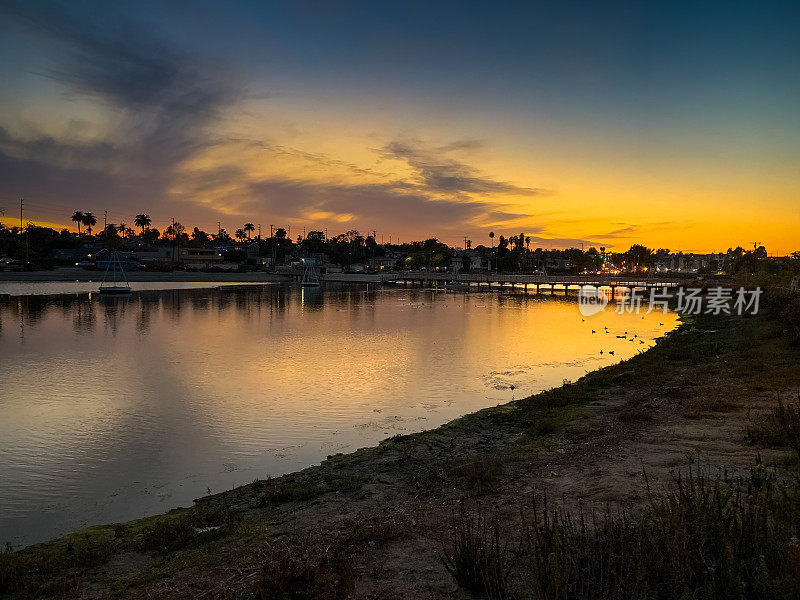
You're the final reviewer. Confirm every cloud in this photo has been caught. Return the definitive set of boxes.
[0,1,242,219]
[381,138,548,197]
[0,4,553,239]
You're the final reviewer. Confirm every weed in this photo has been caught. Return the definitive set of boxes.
[528,418,557,436]
[254,536,354,600]
[441,503,511,600]
[523,467,800,600]
[747,394,800,459]
[451,456,505,495]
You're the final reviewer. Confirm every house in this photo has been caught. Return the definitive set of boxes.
[368,256,397,270]
[655,252,728,274]
[213,243,261,263]
[134,246,225,268]
[463,250,490,271]
[545,257,571,271]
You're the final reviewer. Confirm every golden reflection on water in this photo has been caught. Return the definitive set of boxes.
[0,284,678,546]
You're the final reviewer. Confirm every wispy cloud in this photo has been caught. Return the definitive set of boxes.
[0,1,242,219]
[380,138,548,197]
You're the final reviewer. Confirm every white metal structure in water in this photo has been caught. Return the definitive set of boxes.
[99,250,132,294]
[300,260,320,287]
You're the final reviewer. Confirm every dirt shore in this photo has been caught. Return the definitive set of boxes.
[2,309,799,599]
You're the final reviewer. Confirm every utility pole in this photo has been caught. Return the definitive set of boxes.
[218,221,221,238]
[258,224,261,240]
[20,198,28,262]
[104,210,107,232]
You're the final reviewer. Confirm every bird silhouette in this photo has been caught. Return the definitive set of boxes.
[609,350,615,355]
[592,330,596,333]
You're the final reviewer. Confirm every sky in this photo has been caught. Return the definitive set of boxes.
[0,0,798,252]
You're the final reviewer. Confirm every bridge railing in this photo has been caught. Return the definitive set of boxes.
[389,271,682,287]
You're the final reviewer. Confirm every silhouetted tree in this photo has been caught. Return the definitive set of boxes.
[134,214,151,235]
[71,211,84,235]
[81,212,97,235]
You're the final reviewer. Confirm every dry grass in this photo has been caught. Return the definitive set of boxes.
[441,503,511,600]
[254,535,355,600]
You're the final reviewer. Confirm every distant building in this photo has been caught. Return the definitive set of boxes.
[655,252,728,273]
[134,247,225,268]
[214,243,260,262]
[463,250,490,271]
[545,257,571,271]
[368,256,397,270]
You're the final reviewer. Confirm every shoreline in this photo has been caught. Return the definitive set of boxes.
[2,308,799,598]
[0,268,287,283]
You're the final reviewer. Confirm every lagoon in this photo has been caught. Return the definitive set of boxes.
[0,284,678,546]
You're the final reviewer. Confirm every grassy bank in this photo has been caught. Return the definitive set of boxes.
[2,303,799,599]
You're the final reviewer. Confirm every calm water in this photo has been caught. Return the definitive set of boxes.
[0,284,678,546]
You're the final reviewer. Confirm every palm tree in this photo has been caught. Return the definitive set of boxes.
[71,211,84,235]
[82,212,97,236]
[117,222,127,236]
[134,214,151,235]
[525,236,531,250]
[243,223,255,240]
[235,228,246,241]
[489,231,495,248]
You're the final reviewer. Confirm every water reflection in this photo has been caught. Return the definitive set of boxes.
[0,284,678,547]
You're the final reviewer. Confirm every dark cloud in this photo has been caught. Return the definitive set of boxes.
[0,1,242,216]
[381,138,548,197]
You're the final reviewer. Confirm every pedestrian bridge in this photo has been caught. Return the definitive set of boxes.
[385,271,685,293]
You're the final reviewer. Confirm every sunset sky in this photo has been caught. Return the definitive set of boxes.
[0,0,798,252]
